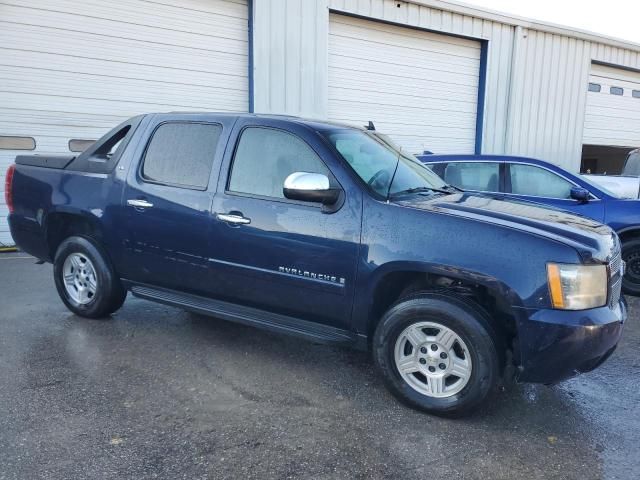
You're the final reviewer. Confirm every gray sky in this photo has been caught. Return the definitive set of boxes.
[458,0,640,44]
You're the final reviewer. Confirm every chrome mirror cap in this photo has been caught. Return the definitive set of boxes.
[283,172,330,191]
[283,172,340,205]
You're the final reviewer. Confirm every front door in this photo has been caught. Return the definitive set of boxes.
[208,119,362,330]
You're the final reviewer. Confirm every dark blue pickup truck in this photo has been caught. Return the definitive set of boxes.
[5,113,626,416]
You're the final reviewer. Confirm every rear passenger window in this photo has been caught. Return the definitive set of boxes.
[443,162,500,192]
[142,122,221,189]
[228,127,329,199]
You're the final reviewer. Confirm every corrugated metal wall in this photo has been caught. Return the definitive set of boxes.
[253,0,640,171]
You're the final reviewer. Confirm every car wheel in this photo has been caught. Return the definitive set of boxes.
[373,292,500,417]
[53,236,126,318]
[622,238,640,296]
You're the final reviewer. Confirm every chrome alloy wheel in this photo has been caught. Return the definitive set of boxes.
[62,253,98,305]
[394,321,472,398]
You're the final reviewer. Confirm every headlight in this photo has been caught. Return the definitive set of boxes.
[547,263,607,310]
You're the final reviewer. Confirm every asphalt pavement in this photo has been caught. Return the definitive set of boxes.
[1,251,638,479]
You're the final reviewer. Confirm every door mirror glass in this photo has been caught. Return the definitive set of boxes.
[570,186,590,202]
[283,172,340,205]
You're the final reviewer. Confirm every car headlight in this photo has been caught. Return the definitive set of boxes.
[547,263,607,310]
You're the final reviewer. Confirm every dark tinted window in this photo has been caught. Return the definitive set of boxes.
[610,86,624,96]
[228,127,329,199]
[142,122,221,189]
[444,162,500,192]
[633,90,640,99]
[588,83,601,92]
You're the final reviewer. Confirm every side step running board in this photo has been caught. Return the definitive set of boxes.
[129,283,358,346]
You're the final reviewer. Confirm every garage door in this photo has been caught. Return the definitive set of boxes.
[583,63,640,147]
[328,14,481,155]
[0,0,248,246]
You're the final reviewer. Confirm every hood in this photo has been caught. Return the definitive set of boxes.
[395,193,616,262]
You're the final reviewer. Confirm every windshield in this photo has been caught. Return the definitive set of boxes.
[324,129,449,197]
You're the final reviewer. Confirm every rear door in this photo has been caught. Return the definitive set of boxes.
[504,162,605,222]
[208,118,362,330]
[120,114,234,295]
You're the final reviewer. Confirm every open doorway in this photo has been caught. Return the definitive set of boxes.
[580,145,637,174]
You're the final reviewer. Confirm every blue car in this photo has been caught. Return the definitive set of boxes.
[418,154,640,295]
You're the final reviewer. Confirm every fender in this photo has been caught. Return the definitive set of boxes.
[616,226,640,238]
[352,260,525,336]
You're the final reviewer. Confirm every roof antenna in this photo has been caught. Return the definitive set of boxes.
[365,121,375,131]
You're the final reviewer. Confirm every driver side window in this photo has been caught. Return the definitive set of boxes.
[228,127,329,199]
[509,164,573,199]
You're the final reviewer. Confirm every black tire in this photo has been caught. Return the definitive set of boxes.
[372,292,500,417]
[53,236,126,318]
[622,238,640,296]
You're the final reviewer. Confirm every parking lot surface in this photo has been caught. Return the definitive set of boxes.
[1,252,638,480]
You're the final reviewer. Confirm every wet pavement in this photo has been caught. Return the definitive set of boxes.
[1,251,638,479]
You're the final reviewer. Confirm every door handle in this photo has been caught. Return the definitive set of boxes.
[216,212,251,225]
[127,199,154,209]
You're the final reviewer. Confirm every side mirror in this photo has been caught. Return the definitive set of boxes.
[570,186,590,202]
[283,172,341,205]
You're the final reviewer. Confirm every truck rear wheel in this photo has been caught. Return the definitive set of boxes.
[53,236,126,318]
[622,238,640,296]
[372,292,499,417]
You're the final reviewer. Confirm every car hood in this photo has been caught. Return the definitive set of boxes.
[395,193,616,262]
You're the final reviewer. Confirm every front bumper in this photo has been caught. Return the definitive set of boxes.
[515,298,626,384]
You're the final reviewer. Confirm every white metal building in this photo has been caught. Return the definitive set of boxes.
[1,0,640,246]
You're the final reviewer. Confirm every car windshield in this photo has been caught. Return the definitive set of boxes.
[324,129,449,197]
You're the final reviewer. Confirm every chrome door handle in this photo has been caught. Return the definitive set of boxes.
[216,213,251,225]
[127,199,154,208]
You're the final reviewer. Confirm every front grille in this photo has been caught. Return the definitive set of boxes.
[610,249,622,278]
[609,275,622,309]
[608,239,623,309]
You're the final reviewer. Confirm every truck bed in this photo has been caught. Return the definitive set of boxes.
[15,155,76,170]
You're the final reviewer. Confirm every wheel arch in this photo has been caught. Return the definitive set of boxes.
[44,209,106,260]
[616,226,640,242]
[362,262,522,366]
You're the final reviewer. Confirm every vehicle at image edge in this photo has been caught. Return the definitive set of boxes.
[5,113,626,417]
[582,148,640,199]
[418,154,640,296]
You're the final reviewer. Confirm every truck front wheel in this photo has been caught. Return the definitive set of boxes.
[373,292,500,417]
[53,236,126,318]
[622,238,640,296]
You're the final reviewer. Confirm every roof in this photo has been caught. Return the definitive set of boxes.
[418,153,554,167]
[163,111,364,131]
[412,0,640,51]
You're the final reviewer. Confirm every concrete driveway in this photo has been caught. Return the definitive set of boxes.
[1,252,638,479]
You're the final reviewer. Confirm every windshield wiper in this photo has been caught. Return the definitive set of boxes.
[390,186,452,197]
